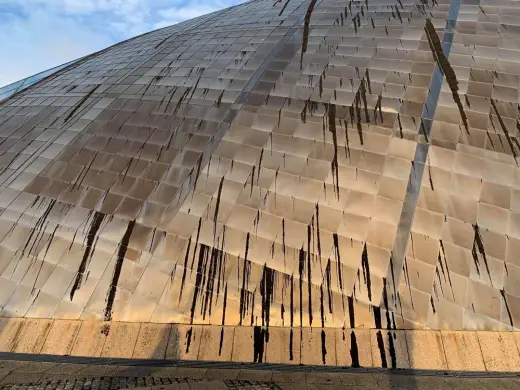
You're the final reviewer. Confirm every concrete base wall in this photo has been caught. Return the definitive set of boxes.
[0,318,519,372]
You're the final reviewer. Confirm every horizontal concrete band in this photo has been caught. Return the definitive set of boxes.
[1,318,520,372]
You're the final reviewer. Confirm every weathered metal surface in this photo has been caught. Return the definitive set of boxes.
[0,0,519,361]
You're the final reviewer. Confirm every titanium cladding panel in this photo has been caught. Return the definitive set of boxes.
[0,0,519,334]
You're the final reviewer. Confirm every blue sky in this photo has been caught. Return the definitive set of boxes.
[0,0,246,87]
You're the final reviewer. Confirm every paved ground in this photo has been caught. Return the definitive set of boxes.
[0,359,518,390]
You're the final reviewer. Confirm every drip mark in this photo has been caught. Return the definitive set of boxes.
[397,113,404,139]
[300,0,318,69]
[260,265,275,330]
[315,204,322,258]
[500,289,514,326]
[321,330,327,364]
[428,156,434,191]
[347,295,355,328]
[64,85,99,123]
[361,243,372,301]
[402,257,414,308]
[239,233,251,325]
[179,237,192,302]
[219,283,228,356]
[491,99,519,163]
[289,328,294,361]
[325,260,333,314]
[328,104,340,196]
[350,331,360,367]
[473,224,492,285]
[299,247,305,327]
[213,176,225,239]
[376,331,387,368]
[388,332,397,369]
[190,218,203,272]
[373,306,382,329]
[439,239,455,300]
[307,226,313,327]
[279,0,291,16]
[70,211,105,301]
[104,219,136,321]
[424,19,469,134]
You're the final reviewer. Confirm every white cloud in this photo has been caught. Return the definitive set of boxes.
[156,0,243,25]
[0,8,113,86]
[159,5,220,21]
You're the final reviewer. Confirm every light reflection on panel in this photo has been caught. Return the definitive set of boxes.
[0,58,81,103]
[0,0,518,338]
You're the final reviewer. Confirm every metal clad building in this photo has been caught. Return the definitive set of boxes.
[0,0,519,335]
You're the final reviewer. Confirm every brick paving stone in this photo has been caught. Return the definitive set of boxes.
[75,367,118,377]
[224,380,281,390]
[1,359,520,390]
[0,362,27,372]
[0,372,13,383]
[204,370,240,381]
[44,366,88,376]
[235,371,273,383]
[271,373,305,384]
[337,373,378,387]
[474,378,520,390]
[1,374,44,385]
[150,385,190,390]
[159,370,206,381]
[15,364,58,374]
[187,381,227,390]
[313,386,362,390]
[39,377,75,384]
[306,373,342,385]
[277,385,320,390]
[114,368,156,378]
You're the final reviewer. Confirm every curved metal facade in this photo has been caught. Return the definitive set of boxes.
[0,0,519,334]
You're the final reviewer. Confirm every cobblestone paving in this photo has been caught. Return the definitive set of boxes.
[0,378,281,390]
[0,377,204,390]
[224,381,280,390]
[0,360,519,390]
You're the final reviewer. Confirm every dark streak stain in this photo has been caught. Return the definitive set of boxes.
[388,332,397,369]
[347,295,355,328]
[491,98,518,163]
[376,331,387,368]
[260,265,275,330]
[473,224,492,285]
[213,176,225,239]
[64,85,99,123]
[328,104,340,196]
[424,19,469,133]
[300,0,318,69]
[185,327,193,353]
[299,247,305,327]
[321,329,327,364]
[70,211,105,301]
[239,233,251,325]
[104,219,136,321]
[179,237,192,302]
[361,243,372,301]
[279,0,291,16]
[219,283,228,356]
[350,331,360,367]
[500,289,514,326]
